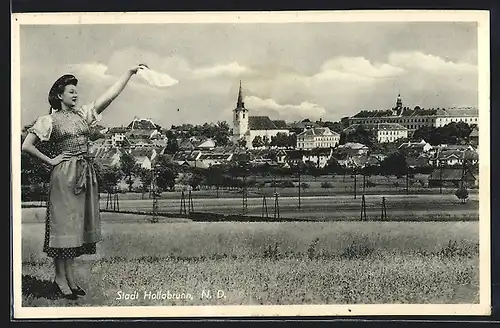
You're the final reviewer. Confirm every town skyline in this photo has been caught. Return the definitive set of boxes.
[20,22,478,128]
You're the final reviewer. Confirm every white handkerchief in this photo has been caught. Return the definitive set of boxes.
[137,67,179,87]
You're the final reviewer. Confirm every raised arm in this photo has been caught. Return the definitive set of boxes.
[22,133,71,167]
[93,64,146,115]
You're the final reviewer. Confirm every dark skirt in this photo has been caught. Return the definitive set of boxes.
[43,201,97,259]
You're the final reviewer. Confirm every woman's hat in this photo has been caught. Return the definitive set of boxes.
[48,74,78,109]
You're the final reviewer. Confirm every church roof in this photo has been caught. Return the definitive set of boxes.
[127,117,161,130]
[249,116,279,130]
[272,120,288,129]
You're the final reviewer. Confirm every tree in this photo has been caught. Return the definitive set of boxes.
[165,137,179,154]
[324,157,343,174]
[188,168,205,191]
[455,186,469,204]
[252,135,264,148]
[380,152,408,177]
[204,165,225,197]
[155,156,178,191]
[340,124,376,147]
[95,162,122,193]
[412,122,474,145]
[120,152,138,191]
[237,138,247,149]
[214,121,231,147]
[262,135,270,148]
[136,167,153,199]
[271,132,296,148]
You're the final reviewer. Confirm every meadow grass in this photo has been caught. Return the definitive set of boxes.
[21,219,479,306]
[22,254,479,307]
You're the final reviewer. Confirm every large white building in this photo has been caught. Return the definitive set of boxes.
[232,81,290,149]
[348,94,478,135]
[434,107,479,128]
[296,127,340,150]
[346,123,409,143]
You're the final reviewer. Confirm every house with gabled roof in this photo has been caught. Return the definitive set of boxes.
[302,148,334,168]
[297,127,340,150]
[94,147,123,168]
[469,126,479,146]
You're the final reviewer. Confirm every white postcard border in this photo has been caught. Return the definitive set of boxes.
[11,10,491,319]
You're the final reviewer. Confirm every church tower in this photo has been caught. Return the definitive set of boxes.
[232,81,249,143]
[393,93,403,116]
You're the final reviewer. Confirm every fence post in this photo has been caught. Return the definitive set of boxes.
[360,194,367,221]
[381,196,387,220]
[262,194,269,218]
[180,190,186,215]
[188,190,194,213]
[274,192,280,219]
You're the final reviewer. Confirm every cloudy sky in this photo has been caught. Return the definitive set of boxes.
[19,22,478,128]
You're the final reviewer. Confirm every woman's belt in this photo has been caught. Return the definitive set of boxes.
[72,153,98,195]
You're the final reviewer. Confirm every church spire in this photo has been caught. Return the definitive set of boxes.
[237,80,245,108]
[396,93,402,109]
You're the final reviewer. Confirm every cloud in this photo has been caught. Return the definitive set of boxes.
[19,46,479,129]
[192,62,252,79]
[64,62,114,82]
[320,56,405,79]
[388,51,477,74]
[244,95,326,121]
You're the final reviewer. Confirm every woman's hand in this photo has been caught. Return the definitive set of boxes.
[128,64,148,75]
[94,64,148,114]
[49,153,72,166]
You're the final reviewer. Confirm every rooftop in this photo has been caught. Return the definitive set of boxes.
[248,116,283,130]
[297,127,339,137]
[127,117,161,130]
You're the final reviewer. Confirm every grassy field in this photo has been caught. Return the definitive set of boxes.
[21,215,479,307]
[21,193,479,223]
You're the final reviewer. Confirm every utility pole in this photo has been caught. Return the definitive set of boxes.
[261,194,269,218]
[188,189,194,213]
[180,190,187,215]
[406,167,409,195]
[439,160,443,194]
[298,171,301,209]
[360,194,367,221]
[151,164,160,223]
[273,192,280,219]
[381,196,387,220]
[353,169,357,199]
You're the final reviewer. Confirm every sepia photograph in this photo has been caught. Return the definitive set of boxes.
[11,10,491,318]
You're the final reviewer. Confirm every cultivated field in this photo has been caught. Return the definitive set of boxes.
[100,193,479,221]
[21,211,480,307]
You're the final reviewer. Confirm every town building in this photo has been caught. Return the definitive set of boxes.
[398,140,433,155]
[335,142,369,158]
[302,148,334,168]
[469,126,479,146]
[232,81,290,148]
[296,127,340,149]
[434,107,479,128]
[345,123,408,143]
[347,94,478,135]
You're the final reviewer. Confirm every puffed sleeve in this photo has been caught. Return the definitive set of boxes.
[75,102,102,126]
[27,115,53,141]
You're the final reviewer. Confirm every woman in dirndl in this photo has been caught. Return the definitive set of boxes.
[22,64,146,300]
